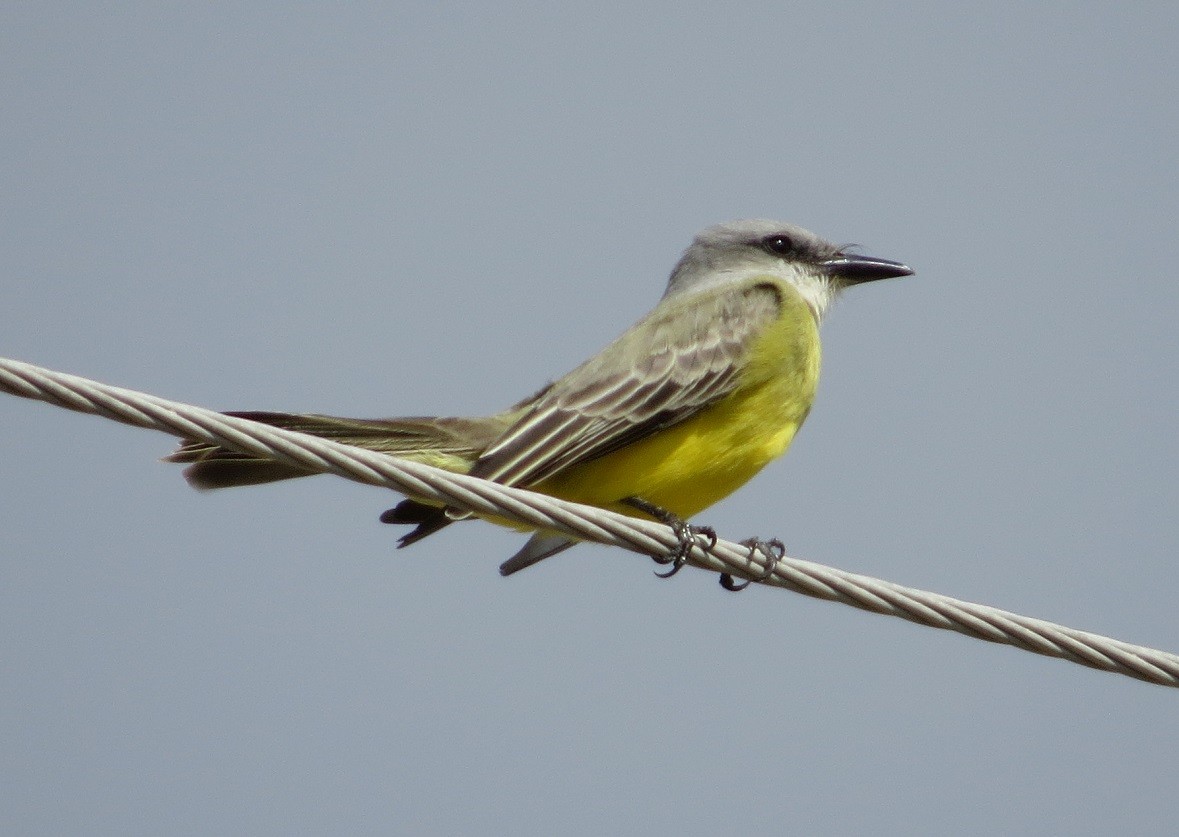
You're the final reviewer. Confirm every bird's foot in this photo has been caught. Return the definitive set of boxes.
[622,497,716,578]
[720,537,785,591]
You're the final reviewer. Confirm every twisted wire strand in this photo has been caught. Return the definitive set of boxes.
[2,356,1176,688]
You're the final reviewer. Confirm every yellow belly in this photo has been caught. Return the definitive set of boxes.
[533,286,821,519]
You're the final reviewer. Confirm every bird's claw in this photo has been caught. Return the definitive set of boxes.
[622,496,715,579]
[720,537,785,591]
[654,522,716,578]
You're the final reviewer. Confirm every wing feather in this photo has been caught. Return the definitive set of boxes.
[470,283,782,488]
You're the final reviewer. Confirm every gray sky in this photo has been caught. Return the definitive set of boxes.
[2,3,1177,835]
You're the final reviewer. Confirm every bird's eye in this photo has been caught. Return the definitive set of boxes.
[761,234,795,256]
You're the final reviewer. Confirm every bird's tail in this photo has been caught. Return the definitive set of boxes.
[166,411,502,490]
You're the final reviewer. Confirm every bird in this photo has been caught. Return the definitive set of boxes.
[167,219,912,578]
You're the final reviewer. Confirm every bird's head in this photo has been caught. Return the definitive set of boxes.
[665,219,913,321]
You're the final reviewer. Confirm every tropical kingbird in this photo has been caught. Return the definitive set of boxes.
[168,220,912,576]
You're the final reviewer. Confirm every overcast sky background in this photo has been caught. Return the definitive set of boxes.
[2,4,1177,835]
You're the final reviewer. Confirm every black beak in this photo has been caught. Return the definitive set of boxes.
[821,254,913,284]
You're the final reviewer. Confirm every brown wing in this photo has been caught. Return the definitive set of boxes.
[468,282,782,488]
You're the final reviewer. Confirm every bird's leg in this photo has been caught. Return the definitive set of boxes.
[621,496,716,578]
[720,537,785,591]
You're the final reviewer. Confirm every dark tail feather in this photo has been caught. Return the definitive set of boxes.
[181,458,319,490]
[166,411,349,489]
[165,410,497,491]
[379,499,454,546]
[498,533,577,575]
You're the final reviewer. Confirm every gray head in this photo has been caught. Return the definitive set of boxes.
[665,219,912,320]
